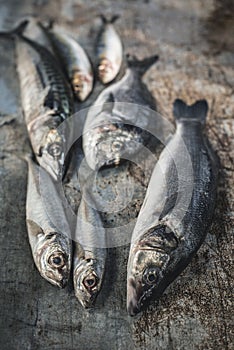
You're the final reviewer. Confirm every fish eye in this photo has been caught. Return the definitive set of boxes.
[48,253,65,268]
[83,274,98,290]
[143,267,158,285]
[112,140,123,152]
[47,142,62,158]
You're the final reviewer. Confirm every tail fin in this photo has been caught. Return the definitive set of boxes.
[99,14,120,24]
[38,18,54,31]
[126,54,159,76]
[173,99,208,124]
[0,19,29,38]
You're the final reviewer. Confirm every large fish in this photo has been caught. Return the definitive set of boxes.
[96,14,123,84]
[127,99,218,316]
[38,21,94,101]
[7,21,74,180]
[83,55,158,170]
[26,157,72,288]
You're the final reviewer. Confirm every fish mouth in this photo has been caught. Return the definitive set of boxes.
[73,265,101,308]
[127,278,141,316]
[98,59,114,83]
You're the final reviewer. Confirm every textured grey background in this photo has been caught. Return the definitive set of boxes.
[0,0,233,349]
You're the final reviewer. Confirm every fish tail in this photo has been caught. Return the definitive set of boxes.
[38,18,54,30]
[173,99,208,124]
[99,14,120,24]
[126,54,159,76]
[0,19,29,38]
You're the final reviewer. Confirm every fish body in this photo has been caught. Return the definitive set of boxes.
[63,141,106,308]
[73,183,106,308]
[96,15,123,84]
[127,99,218,316]
[83,55,158,170]
[26,157,72,288]
[16,29,74,180]
[38,22,94,101]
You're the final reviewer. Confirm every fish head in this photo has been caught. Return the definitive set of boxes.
[72,70,93,101]
[39,129,65,181]
[34,231,71,288]
[84,124,144,170]
[126,224,179,316]
[127,246,170,316]
[98,58,116,84]
[73,257,104,308]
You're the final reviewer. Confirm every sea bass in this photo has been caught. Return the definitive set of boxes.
[127,99,218,316]
[12,21,74,180]
[96,15,123,84]
[26,157,72,288]
[83,55,158,170]
[38,21,94,101]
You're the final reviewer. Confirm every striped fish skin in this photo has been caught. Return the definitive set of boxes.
[96,15,123,84]
[26,157,72,288]
[127,99,219,316]
[16,33,74,180]
[38,22,94,102]
[83,55,158,170]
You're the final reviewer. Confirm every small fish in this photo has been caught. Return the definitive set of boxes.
[96,14,123,84]
[5,20,74,180]
[38,21,94,101]
[62,141,106,307]
[127,99,218,316]
[26,157,72,288]
[83,54,158,170]
[72,167,106,307]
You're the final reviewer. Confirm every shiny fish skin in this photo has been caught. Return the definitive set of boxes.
[63,141,106,308]
[127,99,218,316]
[38,22,94,101]
[15,24,73,180]
[96,15,123,84]
[73,196,106,308]
[83,55,158,170]
[26,157,72,288]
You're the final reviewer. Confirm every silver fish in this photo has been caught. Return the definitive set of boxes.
[26,157,72,288]
[127,99,218,316]
[83,55,158,170]
[73,196,106,308]
[63,141,106,308]
[96,15,123,84]
[38,21,94,101]
[13,21,74,180]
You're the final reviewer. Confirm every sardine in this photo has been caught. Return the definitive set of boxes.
[96,15,123,84]
[63,141,106,308]
[127,99,218,316]
[38,21,94,101]
[73,195,106,308]
[11,21,74,180]
[83,55,158,170]
[26,157,72,288]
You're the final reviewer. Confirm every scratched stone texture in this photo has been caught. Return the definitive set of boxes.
[0,0,233,349]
